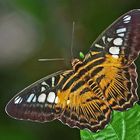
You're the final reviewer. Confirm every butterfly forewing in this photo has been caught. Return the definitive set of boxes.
[84,9,140,63]
[6,70,71,122]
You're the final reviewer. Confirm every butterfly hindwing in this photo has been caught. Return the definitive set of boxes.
[98,63,138,111]
[59,79,111,131]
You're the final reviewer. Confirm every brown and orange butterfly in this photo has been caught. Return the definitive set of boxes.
[5,9,140,132]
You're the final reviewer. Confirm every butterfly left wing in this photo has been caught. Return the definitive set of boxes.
[83,9,140,111]
[6,70,111,132]
[5,70,70,122]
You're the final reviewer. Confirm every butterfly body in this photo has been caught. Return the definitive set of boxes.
[6,9,140,132]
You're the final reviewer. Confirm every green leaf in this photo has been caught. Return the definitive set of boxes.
[80,104,140,140]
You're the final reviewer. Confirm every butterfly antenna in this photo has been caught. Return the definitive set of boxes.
[39,22,75,63]
[38,58,64,62]
[70,21,75,60]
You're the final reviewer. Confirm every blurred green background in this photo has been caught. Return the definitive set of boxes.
[1,0,140,140]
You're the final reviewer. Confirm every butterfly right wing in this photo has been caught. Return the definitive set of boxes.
[6,70,111,132]
[83,9,140,111]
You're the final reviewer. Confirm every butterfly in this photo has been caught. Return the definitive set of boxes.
[5,9,140,132]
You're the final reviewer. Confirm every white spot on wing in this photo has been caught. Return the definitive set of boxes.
[109,47,120,55]
[55,96,59,104]
[107,37,113,42]
[52,77,55,87]
[41,87,46,92]
[27,94,34,103]
[112,55,119,59]
[123,15,131,23]
[32,96,37,102]
[116,28,126,33]
[14,96,22,104]
[95,44,104,49]
[18,98,23,104]
[113,38,123,46]
[38,93,46,103]
[41,81,47,85]
[47,92,56,103]
[67,100,70,105]
[41,81,49,87]
[118,33,125,37]
[14,96,20,101]
[123,15,130,19]
[124,21,130,23]
[102,36,106,44]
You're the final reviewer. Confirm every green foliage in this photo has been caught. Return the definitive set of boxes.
[81,104,140,140]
